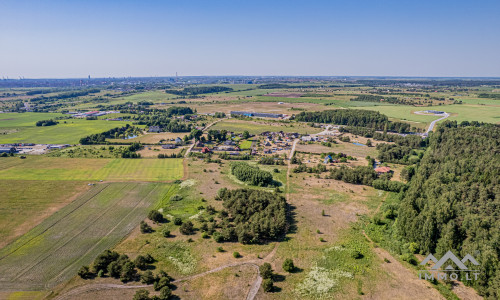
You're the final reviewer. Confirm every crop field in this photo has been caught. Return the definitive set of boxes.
[0,180,90,248]
[0,156,183,181]
[0,113,133,144]
[211,119,321,135]
[0,182,174,291]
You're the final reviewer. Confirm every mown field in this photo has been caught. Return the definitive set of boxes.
[0,113,133,144]
[0,156,183,181]
[0,182,174,291]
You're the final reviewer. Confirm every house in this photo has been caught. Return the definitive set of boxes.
[148,126,161,133]
[175,137,183,144]
[301,136,312,142]
[374,167,392,175]
[162,144,176,149]
[223,140,235,146]
[201,147,211,154]
[265,142,272,147]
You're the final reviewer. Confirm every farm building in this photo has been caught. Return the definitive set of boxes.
[230,111,284,119]
[162,144,176,149]
[175,137,183,144]
[374,167,392,174]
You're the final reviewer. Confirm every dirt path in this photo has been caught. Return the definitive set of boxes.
[362,231,446,300]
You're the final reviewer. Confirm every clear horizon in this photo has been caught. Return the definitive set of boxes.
[2,0,499,78]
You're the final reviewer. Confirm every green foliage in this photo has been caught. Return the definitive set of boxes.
[140,221,153,233]
[328,165,378,185]
[77,265,92,279]
[230,162,274,187]
[260,263,273,279]
[263,278,274,292]
[397,124,500,298]
[165,86,233,96]
[35,119,58,126]
[233,251,241,258]
[173,217,182,225]
[179,220,195,235]
[148,210,164,223]
[217,189,287,244]
[141,270,155,284]
[282,258,295,272]
[133,289,151,300]
[92,249,119,273]
[372,179,406,192]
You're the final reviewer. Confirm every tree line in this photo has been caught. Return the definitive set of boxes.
[294,109,411,133]
[165,86,233,96]
[230,162,275,187]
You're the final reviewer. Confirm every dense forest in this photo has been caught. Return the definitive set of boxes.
[165,86,233,95]
[214,188,288,244]
[477,93,500,99]
[294,109,411,133]
[230,162,274,187]
[397,123,500,298]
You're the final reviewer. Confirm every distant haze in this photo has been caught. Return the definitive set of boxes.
[1,0,499,78]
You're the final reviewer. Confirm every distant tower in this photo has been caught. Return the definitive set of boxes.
[88,75,91,80]
[176,72,178,81]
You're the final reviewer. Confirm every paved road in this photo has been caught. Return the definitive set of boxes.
[414,111,450,135]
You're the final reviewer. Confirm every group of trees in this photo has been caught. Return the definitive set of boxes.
[207,129,228,142]
[165,86,233,96]
[35,119,58,126]
[477,93,500,99]
[230,162,274,187]
[78,250,139,282]
[294,109,411,133]
[340,126,427,141]
[396,124,499,298]
[213,188,287,244]
[258,156,285,165]
[134,115,193,132]
[79,124,142,144]
[376,143,418,164]
[29,88,100,104]
[327,165,378,185]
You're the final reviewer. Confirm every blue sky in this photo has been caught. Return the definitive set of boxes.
[1,0,499,78]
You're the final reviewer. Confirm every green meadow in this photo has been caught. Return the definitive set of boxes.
[0,113,133,144]
[0,156,183,181]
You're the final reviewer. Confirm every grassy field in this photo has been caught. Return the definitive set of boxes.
[357,103,500,124]
[211,119,321,135]
[0,156,183,181]
[0,182,173,291]
[0,180,90,248]
[0,113,133,144]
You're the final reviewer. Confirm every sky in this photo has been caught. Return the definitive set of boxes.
[1,0,499,78]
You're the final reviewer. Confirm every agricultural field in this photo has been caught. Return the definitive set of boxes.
[0,180,90,248]
[0,156,183,181]
[0,182,174,291]
[0,113,133,144]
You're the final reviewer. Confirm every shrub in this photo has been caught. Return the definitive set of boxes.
[148,210,164,223]
[120,261,136,282]
[233,252,241,258]
[159,286,172,300]
[140,221,153,233]
[170,194,183,201]
[173,217,182,225]
[259,263,273,279]
[78,265,92,279]
[134,255,149,270]
[141,270,155,284]
[216,247,224,253]
[179,221,194,235]
[162,229,171,238]
[282,258,295,273]
[133,289,150,300]
[263,278,274,292]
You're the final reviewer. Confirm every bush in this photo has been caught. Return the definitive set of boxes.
[259,263,273,279]
[159,286,172,300]
[179,220,194,235]
[233,252,241,258]
[141,270,155,284]
[170,194,183,201]
[282,258,295,272]
[134,255,149,270]
[173,217,182,225]
[140,221,153,233]
[78,265,92,279]
[162,229,171,238]
[133,289,150,300]
[148,210,164,223]
[120,261,136,282]
[262,278,274,292]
